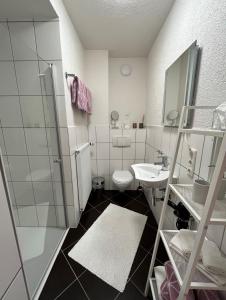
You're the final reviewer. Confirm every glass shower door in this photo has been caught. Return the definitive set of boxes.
[0,22,67,298]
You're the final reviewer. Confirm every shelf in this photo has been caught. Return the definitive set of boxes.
[160,230,226,290]
[179,128,225,137]
[169,184,226,225]
[150,266,166,300]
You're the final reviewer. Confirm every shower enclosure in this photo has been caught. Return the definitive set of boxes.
[0,21,67,298]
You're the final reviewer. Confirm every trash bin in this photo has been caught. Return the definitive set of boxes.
[92,176,105,191]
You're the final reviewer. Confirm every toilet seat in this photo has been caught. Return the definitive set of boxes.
[112,170,133,185]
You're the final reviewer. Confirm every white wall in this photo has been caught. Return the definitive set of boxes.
[109,58,147,125]
[146,0,226,127]
[50,0,86,128]
[145,0,226,259]
[85,50,109,125]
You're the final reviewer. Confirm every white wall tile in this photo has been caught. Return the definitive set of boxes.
[62,156,72,182]
[0,129,6,155]
[33,182,54,205]
[91,159,97,176]
[0,23,13,60]
[123,128,136,142]
[0,96,23,127]
[110,143,123,159]
[90,144,96,159]
[25,128,48,155]
[29,156,51,182]
[17,205,38,226]
[110,128,122,140]
[122,159,133,171]
[66,205,76,227]
[96,125,109,142]
[9,22,37,60]
[68,126,77,153]
[88,125,96,143]
[65,182,74,206]
[97,143,109,159]
[59,128,69,155]
[97,160,109,176]
[37,206,57,227]
[13,182,35,205]
[43,96,57,127]
[123,143,135,160]
[53,183,64,206]
[14,61,41,95]
[136,128,146,142]
[162,128,171,155]
[20,96,45,127]
[0,62,18,95]
[3,128,27,155]
[135,143,146,159]
[110,160,122,175]
[55,96,67,127]
[7,182,16,206]
[46,128,59,156]
[3,156,12,181]
[35,21,61,60]
[8,156,31,181]
[55,205,66,227]
[50,156,61,182]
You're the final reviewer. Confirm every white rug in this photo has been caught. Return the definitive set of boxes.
[68,204,147,292]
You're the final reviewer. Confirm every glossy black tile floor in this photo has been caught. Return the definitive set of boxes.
[39,190,168,300]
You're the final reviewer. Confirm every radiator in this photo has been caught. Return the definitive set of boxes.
[75,143,92,212]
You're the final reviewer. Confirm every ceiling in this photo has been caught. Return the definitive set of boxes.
[0,0,57,20]
[63,0,175,57]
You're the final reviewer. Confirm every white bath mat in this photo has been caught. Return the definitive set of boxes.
[68,204,147,292]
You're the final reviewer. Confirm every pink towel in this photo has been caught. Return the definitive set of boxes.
[160,261,220,300]
[70,76,92,114]
[160,261,195,300]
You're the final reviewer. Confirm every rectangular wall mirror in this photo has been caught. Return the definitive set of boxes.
[162,41,199,127]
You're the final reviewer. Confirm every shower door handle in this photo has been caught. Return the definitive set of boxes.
[53,158,62,163]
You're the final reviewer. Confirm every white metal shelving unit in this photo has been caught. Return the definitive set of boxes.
[145,106,226,299]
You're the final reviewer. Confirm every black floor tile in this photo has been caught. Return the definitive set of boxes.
[146,210,158,229]
[102,190,120,199]
[117,282,149,300]
[129,247,147,279]
[156,239,169,264]
[79,208,100,229]
[95,199,111,213]
[111,192,133,207]
[39,252,76,300]
[88,190,108,207]
[79,270,119,300]
[135,193,150,209]
[61,225,86,250]
[125,200,148,215]
[56,280,88,300]
[131,252,152,294]
[140,224,157,252]
[125,190,141,199]
[62,248,86,278]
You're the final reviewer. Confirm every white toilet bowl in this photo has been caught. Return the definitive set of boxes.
[112,170,133,192]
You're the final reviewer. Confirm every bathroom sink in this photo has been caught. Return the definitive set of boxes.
[131,163,169,188]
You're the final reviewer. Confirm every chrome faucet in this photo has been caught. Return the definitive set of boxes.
[156,150,169,170]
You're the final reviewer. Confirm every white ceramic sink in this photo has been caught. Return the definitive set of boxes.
[131,163,169,188]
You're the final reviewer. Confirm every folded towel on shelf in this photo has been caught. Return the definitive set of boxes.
[169,230,199,259]
[202,240,226,276]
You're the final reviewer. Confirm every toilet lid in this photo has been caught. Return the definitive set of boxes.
[112,170,133,184]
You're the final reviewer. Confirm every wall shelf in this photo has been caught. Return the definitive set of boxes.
[169,184,226,225]
[160,230,226,290]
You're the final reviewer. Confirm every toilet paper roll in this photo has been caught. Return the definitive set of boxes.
[192,179,210,205]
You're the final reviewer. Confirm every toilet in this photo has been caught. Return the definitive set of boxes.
[112,170,133,192]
